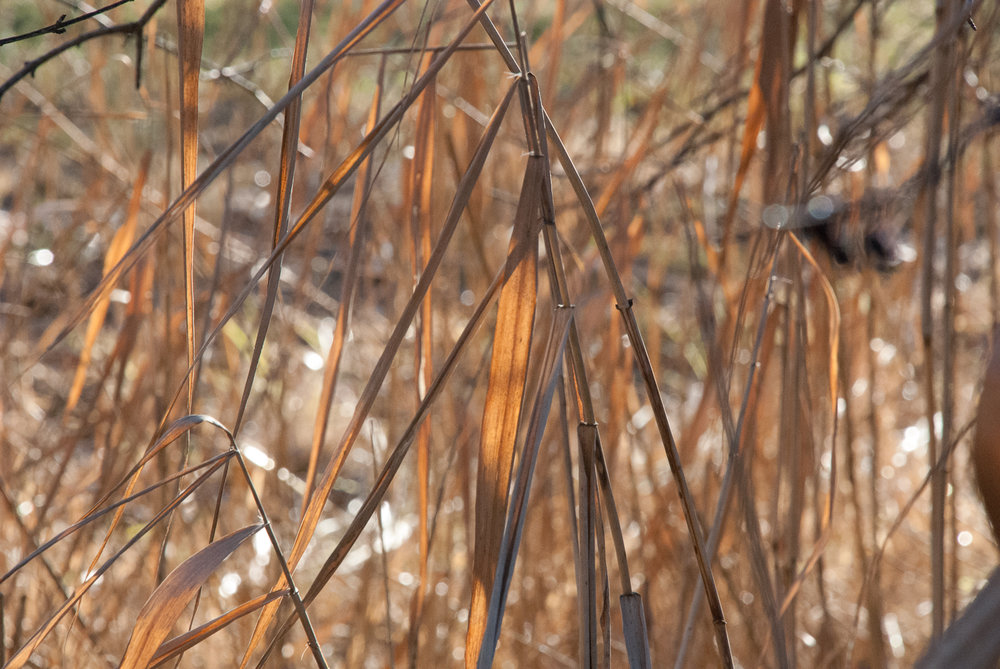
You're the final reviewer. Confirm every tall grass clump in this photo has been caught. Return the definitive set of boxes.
[2,0,1000,666]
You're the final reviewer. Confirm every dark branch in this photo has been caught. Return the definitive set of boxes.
[0,0,168,101]
[0,0,136,47]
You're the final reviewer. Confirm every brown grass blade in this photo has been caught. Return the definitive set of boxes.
[70,413,235,624]
[465,151,544,667]
[592,428,632,594]
[408,46,439,666]
[147,590,289,667]
[576,422,599,667]
[110,414,233,494]
[233,0,313,437]
[477,305,573,668]
[119,524,263,669]
[64,153,150,414]
[176,0,203,411]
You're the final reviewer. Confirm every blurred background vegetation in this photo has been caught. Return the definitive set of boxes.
[2,0,1000,666]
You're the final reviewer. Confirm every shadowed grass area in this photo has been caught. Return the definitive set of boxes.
[2,0,1000,666]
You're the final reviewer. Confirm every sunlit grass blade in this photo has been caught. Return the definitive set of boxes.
[407,44,439,665]
[477,305,573,668]
[465,150,544,668]
[176,0,203,413]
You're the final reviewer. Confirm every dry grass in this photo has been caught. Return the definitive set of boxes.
[2,0,1000,666]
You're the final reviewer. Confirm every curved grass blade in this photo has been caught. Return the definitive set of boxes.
[119,524,262,669]
[80,415,234,582]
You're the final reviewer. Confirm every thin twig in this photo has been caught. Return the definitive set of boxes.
[0,0,168,101]
[0,0,135,47]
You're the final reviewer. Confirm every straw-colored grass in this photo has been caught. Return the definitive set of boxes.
[2,0,1000,666]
